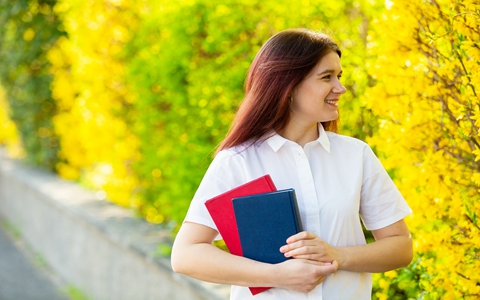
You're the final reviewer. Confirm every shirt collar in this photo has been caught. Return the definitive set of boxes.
[266,123,331,153]
[317,124,331,153]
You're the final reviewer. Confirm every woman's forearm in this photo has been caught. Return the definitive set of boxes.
[282,219,413,273]
[172,241,276,287]
[336,234,413,273]
[171,222,338,293]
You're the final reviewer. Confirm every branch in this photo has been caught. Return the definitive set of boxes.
[464,213,480,231]
[454,46,478,98]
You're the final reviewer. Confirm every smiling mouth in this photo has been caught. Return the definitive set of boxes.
[325,99,338,105]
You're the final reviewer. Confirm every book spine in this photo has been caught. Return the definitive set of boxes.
[265,175,277,190]
[290,190,303,232]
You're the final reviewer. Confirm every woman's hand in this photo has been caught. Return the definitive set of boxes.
[279,220,412,274]
[279,231,343,266]
[273,258,338,293]
[173,223,340,291]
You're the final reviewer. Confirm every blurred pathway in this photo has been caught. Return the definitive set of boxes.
[0,222,69,300]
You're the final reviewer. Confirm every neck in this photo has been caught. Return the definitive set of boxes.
[279,122,319,147]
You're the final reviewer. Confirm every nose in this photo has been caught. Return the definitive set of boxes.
[333,80,347,94]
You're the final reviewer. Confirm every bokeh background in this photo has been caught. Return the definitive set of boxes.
[0,0,478,299]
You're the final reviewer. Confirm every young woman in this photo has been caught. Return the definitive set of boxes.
[171,28,413,299]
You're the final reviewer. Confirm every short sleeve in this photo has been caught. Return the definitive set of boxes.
[183,149,247,238]
[359,146,412,231]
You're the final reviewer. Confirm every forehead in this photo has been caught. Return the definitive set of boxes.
[311,51,342,72]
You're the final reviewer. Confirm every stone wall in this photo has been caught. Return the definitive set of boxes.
[0,152,229,300]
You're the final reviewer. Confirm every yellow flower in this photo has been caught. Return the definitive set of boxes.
[365,0,480,297]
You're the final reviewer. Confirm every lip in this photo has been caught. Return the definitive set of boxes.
[325,98,339,107]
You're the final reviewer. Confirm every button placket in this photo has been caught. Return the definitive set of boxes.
[292,145,320,234]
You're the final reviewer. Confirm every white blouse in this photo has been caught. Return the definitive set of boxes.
[184,124,412,300]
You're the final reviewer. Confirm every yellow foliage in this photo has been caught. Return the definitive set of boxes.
[366,0,480,298]
[48,0,140,206]
[0,83,24,157]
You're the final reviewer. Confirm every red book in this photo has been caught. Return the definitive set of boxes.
[205,174,277,295]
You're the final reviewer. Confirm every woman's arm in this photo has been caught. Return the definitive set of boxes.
[171,221,338,293]
[280,219,413,273]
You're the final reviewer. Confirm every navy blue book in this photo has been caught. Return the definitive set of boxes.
[232,189,303,264]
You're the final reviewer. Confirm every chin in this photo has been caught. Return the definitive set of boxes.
[320,115,339,123]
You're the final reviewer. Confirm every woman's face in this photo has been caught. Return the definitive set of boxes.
[290,51,346,125]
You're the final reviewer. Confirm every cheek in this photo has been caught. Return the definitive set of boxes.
[293,86,315,104]
[291,99,320,118]
[300,83,329,100]
[291,83,330,112]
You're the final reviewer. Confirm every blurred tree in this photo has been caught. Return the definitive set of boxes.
[47,0,141,206]
[4,1,453,297]
[0,82,24,157]
[124,0,382,226]
[0,0,63,170]
[365,0,480,298]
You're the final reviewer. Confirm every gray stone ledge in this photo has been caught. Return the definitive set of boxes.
[0,151,230,300]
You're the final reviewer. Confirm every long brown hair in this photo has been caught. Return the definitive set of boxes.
[215,28,341,155]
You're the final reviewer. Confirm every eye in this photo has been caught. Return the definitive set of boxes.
[322,75,331,80]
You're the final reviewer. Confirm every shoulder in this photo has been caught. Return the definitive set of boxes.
[215,139,262,160]
[325,131,382,173]
[215,141,252,159]
[326,131,370,151]
[211,142,253,172]
[211,148,242,170]
[198,141,261,198]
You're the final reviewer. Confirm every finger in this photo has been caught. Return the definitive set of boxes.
[284,244,319,258]
[280,240,307,254]
[286,231,315,244]
[289,253,320,260]
[288,251,334,263]
[323,260,339,274]
[280,238,313,254]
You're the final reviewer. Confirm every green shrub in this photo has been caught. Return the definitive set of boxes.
[125,0,380,226]
[0,0,63,170]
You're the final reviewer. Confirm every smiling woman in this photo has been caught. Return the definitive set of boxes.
[215,29,343,153]
[171,28,413,300]
[288,51,347,146]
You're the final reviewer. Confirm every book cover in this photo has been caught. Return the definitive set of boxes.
[232,189,303,265]
[204,174,277,256]
[205,175,276,295]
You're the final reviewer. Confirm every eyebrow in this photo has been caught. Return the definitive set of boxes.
[317,69,343,76]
